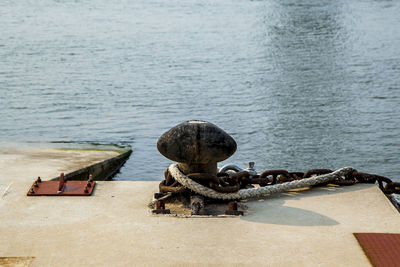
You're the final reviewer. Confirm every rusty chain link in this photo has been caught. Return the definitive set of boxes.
[159,167,400,196]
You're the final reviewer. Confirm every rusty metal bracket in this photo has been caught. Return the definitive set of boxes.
[27,173,95,196]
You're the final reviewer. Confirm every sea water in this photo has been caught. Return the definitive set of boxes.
[1,0,399,181]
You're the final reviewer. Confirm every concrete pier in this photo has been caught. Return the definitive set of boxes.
[1,149,399,266]
[0,148,122,193]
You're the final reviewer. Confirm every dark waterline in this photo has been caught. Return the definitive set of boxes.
[1,0,399,181]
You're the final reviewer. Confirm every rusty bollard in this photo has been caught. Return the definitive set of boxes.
[156,120,237,216]
[157,120,237,175]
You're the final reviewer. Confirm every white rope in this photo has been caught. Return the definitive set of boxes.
[169,164,356,200]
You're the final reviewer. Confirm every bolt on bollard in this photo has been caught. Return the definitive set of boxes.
[225,201,243,216]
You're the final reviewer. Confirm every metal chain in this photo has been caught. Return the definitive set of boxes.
[159,167,400,196]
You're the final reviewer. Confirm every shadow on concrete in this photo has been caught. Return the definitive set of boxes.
[240,184,371,226]
[241,199,339,226]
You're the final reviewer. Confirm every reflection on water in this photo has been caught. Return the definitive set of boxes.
[0,0,399,181]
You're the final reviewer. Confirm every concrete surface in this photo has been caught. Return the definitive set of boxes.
[0,150,399,266]
[0,148,120,193]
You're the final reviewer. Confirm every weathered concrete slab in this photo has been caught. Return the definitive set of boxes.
[0,148,120,193]
[1,149,399,266]
[1,180,399,266]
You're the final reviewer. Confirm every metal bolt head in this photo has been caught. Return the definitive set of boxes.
[30,188,35,194]
[225,202,243,216]
[84,186,89,193]
[34,181,39,187]
[245,162,257,177]
[37,176,41,183]
[156,200,165,210]
[228,201,238,211]
[154,193,165,199]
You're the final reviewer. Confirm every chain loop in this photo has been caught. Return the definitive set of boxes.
[158,166,399,199]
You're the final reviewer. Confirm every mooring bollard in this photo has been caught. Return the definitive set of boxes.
[157,120,237,175]
[154,120,242,216]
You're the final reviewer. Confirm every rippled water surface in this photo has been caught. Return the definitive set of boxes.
[1,0,399,181]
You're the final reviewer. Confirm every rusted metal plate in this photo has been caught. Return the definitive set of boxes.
[27,174,95,196]
[0,257,35,266]
[354,233,400,267]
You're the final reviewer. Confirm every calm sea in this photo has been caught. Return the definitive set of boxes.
[1,0,399,182]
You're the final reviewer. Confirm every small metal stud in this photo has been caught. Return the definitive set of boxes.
[228,201,238,211]
[30,188,35,194]
[156,200,165,210]
[225,201,243,216]
[84,186,89,193]
[154,193,165,199]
